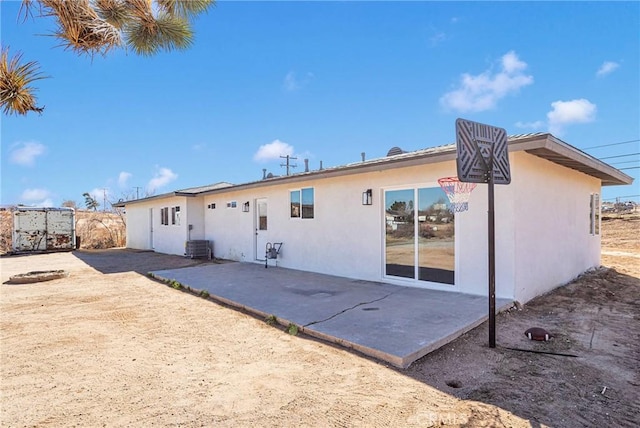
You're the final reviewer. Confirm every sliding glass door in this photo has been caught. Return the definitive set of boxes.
[385,186,455,285]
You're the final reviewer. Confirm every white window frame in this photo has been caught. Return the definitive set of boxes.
[590,193,600,235]
[160,207,169,226]
[171,206,181,225]
[290,187,314,219]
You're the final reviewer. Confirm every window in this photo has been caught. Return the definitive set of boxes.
[590,193,600,235]
[290,187,314,219]
[226,201,237,208]
[160,207,169,225]
[171,206,180,225]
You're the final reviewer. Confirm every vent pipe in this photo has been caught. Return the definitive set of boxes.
[304,159,309,172]
[361,152,366,162]
[262,168,267,180]
[320,160,323,170]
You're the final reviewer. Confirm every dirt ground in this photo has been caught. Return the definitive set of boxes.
[1,218,638,427]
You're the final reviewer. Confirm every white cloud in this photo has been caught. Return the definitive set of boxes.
[147,167,178,192]
[283,71,314,92]
[515,120,545,130]
[429,31,446,47]
[440,51,534,112]
[547,99,597,135]
[253,139,294,162]
[596,61,619,77]
[283,72,299,91]
[192,143,206,151]
[21,188,53,207]
[10,141,46,166]
[118,172,132,188]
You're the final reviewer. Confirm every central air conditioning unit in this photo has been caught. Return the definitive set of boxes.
[185,240,212,259]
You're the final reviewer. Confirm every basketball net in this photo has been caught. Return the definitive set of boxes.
[438,177,477,213]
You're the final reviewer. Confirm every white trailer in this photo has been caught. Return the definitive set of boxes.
[12,207,76,252]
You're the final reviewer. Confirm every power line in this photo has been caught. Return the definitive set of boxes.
[599,152,640,160]
[582,139,640,150]
[619,166,639,171]
[603,194,640,201]
[610,160,640,166]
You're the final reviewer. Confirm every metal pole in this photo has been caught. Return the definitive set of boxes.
[488,165,496,348]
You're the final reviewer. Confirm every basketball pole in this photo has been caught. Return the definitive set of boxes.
[474,137,497,349]
[487,156,496,348]
[456,118,510,350]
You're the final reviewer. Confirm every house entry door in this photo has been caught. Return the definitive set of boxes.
[255,198,268,260]
[149,208,154,249]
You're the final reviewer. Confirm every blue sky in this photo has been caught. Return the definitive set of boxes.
[2,1,639,208]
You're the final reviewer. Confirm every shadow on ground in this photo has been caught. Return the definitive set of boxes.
[72,248,212,275]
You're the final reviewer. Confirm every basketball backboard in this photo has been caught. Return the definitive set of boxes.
[456,118,511,184]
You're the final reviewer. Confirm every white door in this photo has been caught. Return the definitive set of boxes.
[149,208,154,249]
[255,198,268,260]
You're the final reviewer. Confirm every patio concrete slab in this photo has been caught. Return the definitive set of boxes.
[150,262,512,368]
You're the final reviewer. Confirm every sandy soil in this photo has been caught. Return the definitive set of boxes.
[1,219,638,427]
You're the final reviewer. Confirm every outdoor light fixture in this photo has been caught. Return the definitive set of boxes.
[242,201,250,212]
[362,189,373,205]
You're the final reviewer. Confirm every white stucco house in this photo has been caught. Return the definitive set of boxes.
[114,133,632,304]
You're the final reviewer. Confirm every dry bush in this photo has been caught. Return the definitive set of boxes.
[75,211,126,249]
[0,210,12,254]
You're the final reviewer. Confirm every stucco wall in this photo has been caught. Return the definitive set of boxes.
[454,151,601,302]
[203,161,462,286]
[153,196,191,256]
[124,196,193,256]
[124,150,602,302]
[186,197,205,242]
[203,192,255,262]
[125,200,154,251]
[511,152,601,303]
[455,171,516,300]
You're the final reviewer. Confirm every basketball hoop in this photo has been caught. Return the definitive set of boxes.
[438,177,477,212]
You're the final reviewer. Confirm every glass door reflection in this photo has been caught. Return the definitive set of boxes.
[385,189,415,279]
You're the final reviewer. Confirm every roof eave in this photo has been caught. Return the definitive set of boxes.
[195,149,459,197]
[114,134,633,207]
[111,191,192,208]
[509,134,634,186]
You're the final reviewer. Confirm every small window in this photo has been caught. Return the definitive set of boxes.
[171,206,180,225]
[290,187,314,219]
[302,188,314,219]
[161,207,169,225]
[590,193,600,235]
[290,191,300,218]
[227,201,237,208]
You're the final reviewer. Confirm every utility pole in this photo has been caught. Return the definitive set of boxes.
[101,188,108,212]
[133,186,142,199]
[280,155,297,176]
